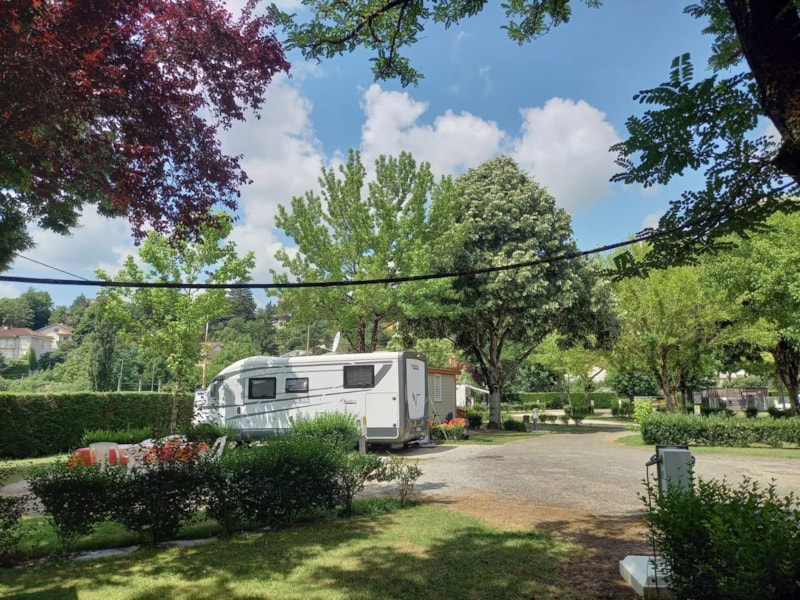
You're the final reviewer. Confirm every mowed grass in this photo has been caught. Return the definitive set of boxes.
[0,503,570,600]
[614,433,800,459]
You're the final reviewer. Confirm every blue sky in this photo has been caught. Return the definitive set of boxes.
[3,1,723,308]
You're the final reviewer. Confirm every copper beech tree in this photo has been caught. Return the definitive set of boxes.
[0,0,289,270]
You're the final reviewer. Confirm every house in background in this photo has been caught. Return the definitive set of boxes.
[36,323,74,349]
[456,383,489,407]
[427,366,460,421]
[0,326,53,360]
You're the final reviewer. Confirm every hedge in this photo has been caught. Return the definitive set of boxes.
[640,412,800,448]
[509,391,619,410]
[0,392,193,458]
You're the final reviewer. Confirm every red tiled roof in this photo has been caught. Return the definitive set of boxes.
[0,327,52,340]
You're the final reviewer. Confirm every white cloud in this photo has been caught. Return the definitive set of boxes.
[360,84,504,176]
[0,283,21,298]
[641,211,663,231]
[512,98,621,212]
[23,207,134,278]
[222,75,326,289]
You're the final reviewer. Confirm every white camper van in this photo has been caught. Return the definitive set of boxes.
[193,351,429,445]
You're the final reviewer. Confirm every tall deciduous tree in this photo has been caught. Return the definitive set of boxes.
[702,212,800,415]
[273,150,438,352]
[403,156,615,427]
[0,0,289,270]
[272,0,800,269]
[0,297,33,328]
[613,256,719,411]
[19,288,53,330]
[98,215,254,429]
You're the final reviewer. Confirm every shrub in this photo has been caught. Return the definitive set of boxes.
[81,426,154,446]
[28,462,115,552]
[633,400,655,425]
[563,406,589,425]
[231,436,344,528]
[110,458,203,545]
[611,402,634,418]
[639,412,800,448]
[378,458,422,506]
[291,412,360,450]
[335,452,385,515]
[0,471,27,566]
[429,423,469,441]
[197,451,252,538]
[644,476,800,600]
[768,405,789,419]
[502,418,527,432]
[465,405,487,429]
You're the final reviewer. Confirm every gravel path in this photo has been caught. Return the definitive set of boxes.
[384,425,800,514]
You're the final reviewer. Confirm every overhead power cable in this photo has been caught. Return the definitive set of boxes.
[0,194,766,291]
[2,236,643,290]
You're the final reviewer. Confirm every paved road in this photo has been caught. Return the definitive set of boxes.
[387,425,800,515]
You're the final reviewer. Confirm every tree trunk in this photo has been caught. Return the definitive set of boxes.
[170,377,182,434]
[771,338,800,416]
[725,0,800,183]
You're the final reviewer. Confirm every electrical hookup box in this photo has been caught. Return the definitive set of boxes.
[647,445,695,495]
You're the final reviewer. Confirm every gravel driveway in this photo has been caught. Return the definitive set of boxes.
[386,425,800,514]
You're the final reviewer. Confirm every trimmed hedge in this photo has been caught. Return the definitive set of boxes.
[510,392,619,410]
[0,392,193,458]
[640,412,800,448]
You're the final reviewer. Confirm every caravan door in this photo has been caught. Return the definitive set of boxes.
[405,358,426,421]
[365,392,398,440]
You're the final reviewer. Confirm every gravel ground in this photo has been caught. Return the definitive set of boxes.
[381,424,800,515]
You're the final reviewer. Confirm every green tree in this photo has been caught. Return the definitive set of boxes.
[274,1,800,269]
[273,150,438,352]
[403,156,614,427]
[19,288,53,330]
[25,346,37,373]
[613,257,719,411]
[605,369,660,401]
[84,308,120,392]
[702,212,800,415]
[99,215,254,429]
[0,297,33,328]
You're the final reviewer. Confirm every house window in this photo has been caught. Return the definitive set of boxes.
[344,365,374,389]
[285,377,309,393]
[248,377,276,400]
[433,374,442,402]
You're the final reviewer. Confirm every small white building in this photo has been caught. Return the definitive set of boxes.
[0,326,53,360]
[456,383,489,407]
[36,323,74,349]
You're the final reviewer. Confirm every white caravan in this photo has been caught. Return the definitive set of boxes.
[193,351,429,445]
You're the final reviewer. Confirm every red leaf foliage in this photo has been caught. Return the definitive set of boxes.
[0,0,289,245]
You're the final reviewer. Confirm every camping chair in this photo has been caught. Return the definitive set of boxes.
[89,442,120,469]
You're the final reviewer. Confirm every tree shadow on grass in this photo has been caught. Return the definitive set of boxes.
[0,506,571,600]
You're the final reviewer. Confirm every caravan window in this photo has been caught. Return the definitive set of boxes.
[285,377,309,393]
[343,365,374,388]
[248,377,276,400]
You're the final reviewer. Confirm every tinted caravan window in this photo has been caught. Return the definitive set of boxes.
[285,377,309,393]
[343,365,374,388]
[248,377,277,400]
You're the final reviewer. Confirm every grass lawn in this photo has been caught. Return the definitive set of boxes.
[614,433,800,459]
[0,502,571,600]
